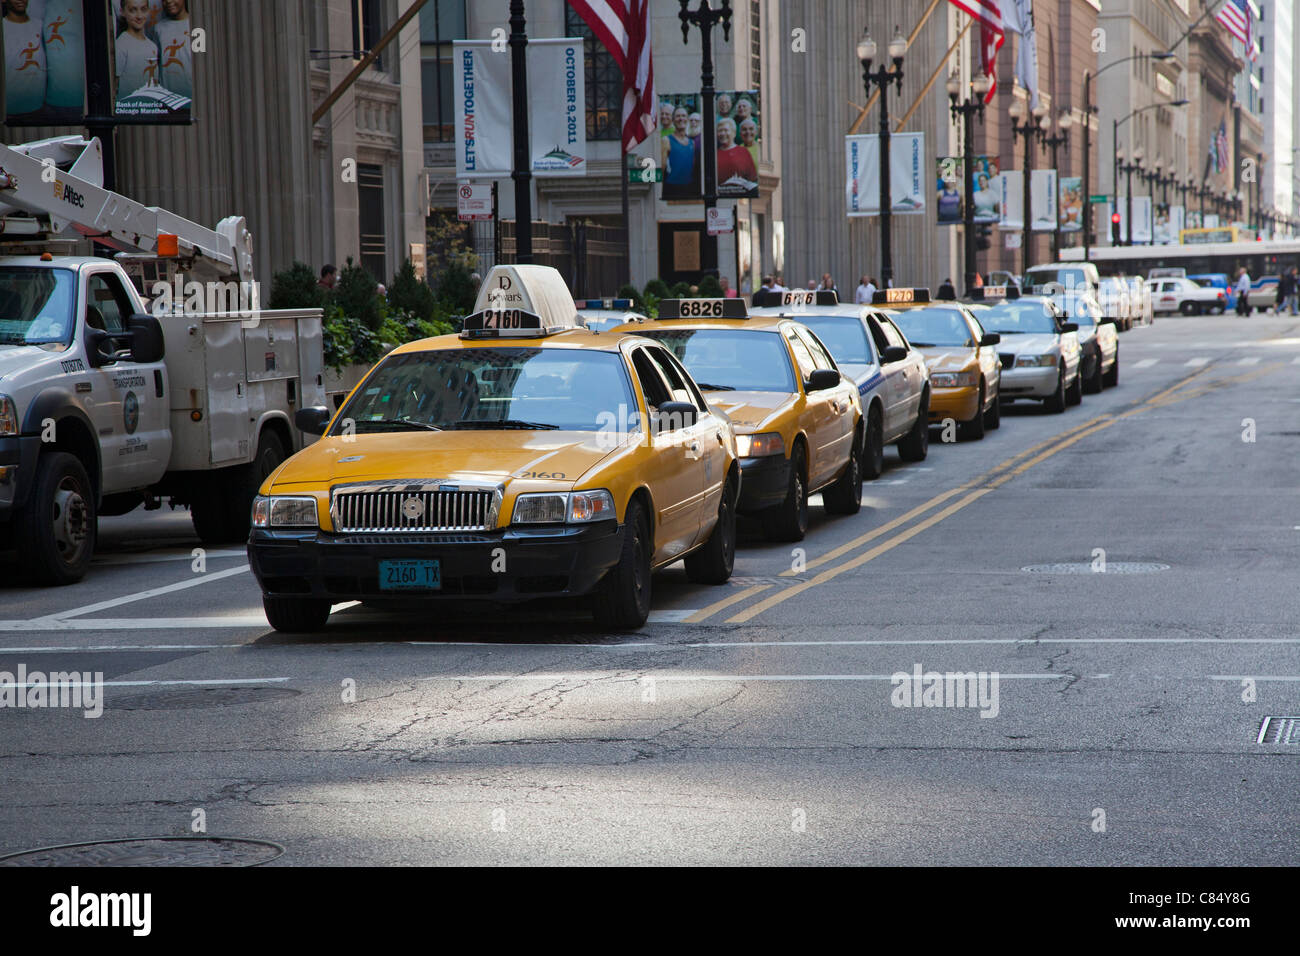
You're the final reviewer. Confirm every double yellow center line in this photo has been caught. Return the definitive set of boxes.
[686,363,1249,626]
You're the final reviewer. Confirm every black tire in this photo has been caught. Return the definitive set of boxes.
[958,382,987,440]
[193,429,287,544]
[1043,364,1067,413]
[897,391,930,462]
[684,474,737,584]
[761,443,809,542]
[862,405,884,480]
[263,595,332,633]
[1180,301,1196,316]
[823,427,864,515]
[593,498,652,629]
[1103,350,1119,388]
[983,384,1002,429]
[1065,367,1083,406]
[16,452,97,586]
[1083,349,1104,394]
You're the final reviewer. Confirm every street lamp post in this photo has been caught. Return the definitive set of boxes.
[1117,147,1143,246]
[509,0,532,262]
[947,72,989,295]
[679,0,733,279]
[1114,99,1189,245]
[1040,112,1071,259]
[1010,99,1046,273]
[860,26,907,289]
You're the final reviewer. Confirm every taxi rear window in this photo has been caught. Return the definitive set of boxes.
[635,329,796,393]
[890,308,976,348]
[796,315,874,364]
[336,348,635,433]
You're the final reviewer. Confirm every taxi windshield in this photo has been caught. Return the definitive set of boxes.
[796,315,874,364]
[979,302,1059,334]
[335,347,635,433]
[634,329,796,392]
[0,268,77,347]
[890,308,975,348]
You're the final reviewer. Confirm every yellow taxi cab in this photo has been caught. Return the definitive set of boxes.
[613,297,863,542]
[247,265,739,633]
[877,288,1002,441]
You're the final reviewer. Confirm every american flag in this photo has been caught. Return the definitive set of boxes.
[567,0,656,152]
[950,1,1004,102]
[1216,0,1257,62]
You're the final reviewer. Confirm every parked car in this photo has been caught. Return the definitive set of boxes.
[976,297,1083,413]
[1124,275,1155,327]
[1189,273,1234,311]
[1023,262,1100,298]
[1148,276,1226,315]
[1096,276,1134,331]
[1044,292,1120,391]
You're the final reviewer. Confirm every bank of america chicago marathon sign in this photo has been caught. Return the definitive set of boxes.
[455,38,587,180]
[845,131,926,217]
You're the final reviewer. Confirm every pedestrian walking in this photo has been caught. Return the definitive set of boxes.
[1283,267,1299,315]
[1234,267,1252,316]
[937,278,957,300]
[855,275,874,304]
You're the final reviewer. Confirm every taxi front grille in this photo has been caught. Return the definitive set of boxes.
[332,489,495,533]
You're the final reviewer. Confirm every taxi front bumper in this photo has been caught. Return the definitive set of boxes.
[737,454,792,513]
[248,521,624,603]
[928,386,980,424]
[999,365,1059,399]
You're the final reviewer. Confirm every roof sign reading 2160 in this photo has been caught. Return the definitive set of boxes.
[460,308,558,338]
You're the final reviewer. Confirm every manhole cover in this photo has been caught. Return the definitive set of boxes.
[0,837,284,867]
[1021,562,1170,574]
[114,687,301,710]
[1258,716,1300,745]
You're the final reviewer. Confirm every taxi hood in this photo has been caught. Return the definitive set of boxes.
[704,390,796,431]
[994,332,1059,355]
[268,430,621,489]
[916,347,976,373]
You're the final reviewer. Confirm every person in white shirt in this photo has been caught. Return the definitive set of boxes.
[855,275,877,304]
[155,0,191,98]
[115,0,161,102]
[1234,268,1252,317]
[4,0,46,117]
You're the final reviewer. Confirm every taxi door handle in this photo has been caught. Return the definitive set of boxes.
[685,439,702,459]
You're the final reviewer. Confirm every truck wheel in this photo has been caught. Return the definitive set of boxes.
[760,443,809,542]
[592,498,651,629]
[684,474,737,584]
[193,429,286,544]
[17,452,97,586]
[263,595,332,633]
[1180,301,1197,316]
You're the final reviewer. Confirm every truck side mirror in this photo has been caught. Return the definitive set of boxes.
[295,406,331,435]
[128,314,165,363]
[84,327,115,368]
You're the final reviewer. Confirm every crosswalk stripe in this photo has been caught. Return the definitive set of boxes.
[1132,359,1158,369]
[1237,356,1260,365]
[1184,357,1210,367]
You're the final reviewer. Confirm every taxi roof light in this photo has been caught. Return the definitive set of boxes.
[752,289,839,308]
[967,285,1020,301]
[872,287,931,306]
[459,307,574,339]
[656,298,750,320]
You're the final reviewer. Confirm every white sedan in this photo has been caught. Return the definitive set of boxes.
[1148,277,1227,315]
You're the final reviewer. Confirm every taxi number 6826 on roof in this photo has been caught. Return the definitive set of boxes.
[678,299,727,317]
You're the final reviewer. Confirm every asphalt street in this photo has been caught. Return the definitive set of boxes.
[1,314,1297,865]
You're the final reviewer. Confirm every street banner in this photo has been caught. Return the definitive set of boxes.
[109,0,196,123]
[1131,195,1153,243]
[1030,168,1056,231]
[1154,202,1183,244]
[455,38,587,180]
[2,0,88,125]
[1058,175,1083,233]
[1204,213,1219,228]
[1186,208,1202,229]
[936,155,1000,225]
[998,170,1023,230]
[714,89,760,199]
[845,132,926,217]
[658,92,702,199]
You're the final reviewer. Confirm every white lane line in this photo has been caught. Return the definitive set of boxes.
[9,678,290,689]
[435,673,1073,683]
[1237,356,1261,365]
[1132,359,1159,369]
[1292,356,1300,365]
[1184,357,1210,367]
[0,644,237,653]
[28,564,251,623]
[0,617,267,632]
[93,549,246,567]
[1210,675,1300,681]
[647,609,700,623]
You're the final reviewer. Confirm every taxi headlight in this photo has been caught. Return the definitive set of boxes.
[1015,354,1058,368]
[252,495,318,528]
[930,371,977,388]
[512,490,616,525]
[0,395,17,437]
[735,432,784,458]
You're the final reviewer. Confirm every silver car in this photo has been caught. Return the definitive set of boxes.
[978,297,1083,412]
[1044,292,1119,392]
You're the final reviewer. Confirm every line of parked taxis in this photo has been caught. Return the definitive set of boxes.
[247,265,1121,633]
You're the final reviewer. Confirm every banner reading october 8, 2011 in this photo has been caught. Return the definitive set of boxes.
[846,132,926,217]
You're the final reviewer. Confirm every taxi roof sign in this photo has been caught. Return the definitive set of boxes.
[872,287,931,306]
[752,289,839,308]
[473,264,579,328]
[656,298,749,320]
[967,285,1020,301]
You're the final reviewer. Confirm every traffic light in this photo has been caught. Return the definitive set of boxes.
[1111,211,1122,245]
[976,224,992,251]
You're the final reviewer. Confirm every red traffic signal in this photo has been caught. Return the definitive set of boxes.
[1111,212,1121,224]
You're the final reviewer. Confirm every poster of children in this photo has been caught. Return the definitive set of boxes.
[112,0,194,121]
[658,93,702,201]
[935,156,1000,225]
[1,0,85,125]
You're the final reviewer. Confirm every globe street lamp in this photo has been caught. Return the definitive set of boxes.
[679,0,733,279]
[948,71,989,295]
[1010,98,1046,273]
[1040,112,1071,258]
[860,26,907,288]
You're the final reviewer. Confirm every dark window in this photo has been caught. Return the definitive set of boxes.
[565,5,623,141]
[358,163,387,281]
[420,0,466,144]
[353,0,387,71]
[750,0,761,90]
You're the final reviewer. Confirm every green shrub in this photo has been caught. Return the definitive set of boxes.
[616,283,645,313]
[697,275,723,298]
[268,261,325,310]
[669,281,692,298]
[435,261,478,315]
[322,306,382,371]
[643,278,671,300]
[388,259,438,322]
[334,258,383,332]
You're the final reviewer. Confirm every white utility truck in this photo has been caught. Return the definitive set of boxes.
[0,136,324,584]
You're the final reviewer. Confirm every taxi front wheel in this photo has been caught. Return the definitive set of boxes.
[593,500,652,629]
[685,473,737,584]
[263,596,332,633]
[761,444,809,542]
[823,429,863,515]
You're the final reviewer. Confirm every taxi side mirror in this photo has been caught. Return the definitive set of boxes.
[655,401,697,431]
[979,332,1001,346]
[806,369,841,391]
[881,346,908,363]
[1060,322,1079,333]
[295,406,331,435]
